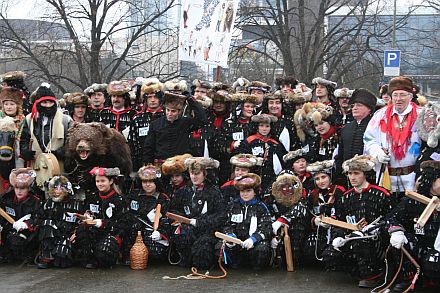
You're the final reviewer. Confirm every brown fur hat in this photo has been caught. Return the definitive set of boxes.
[138,164,161,181]
[251,114,278,124]
[271,173,303,207]
[9,167,36,188]
[234,173,261,191]
[247,81,271,93]
[230,154,259,168]
[164,92,187,110]
[0,116,17,132]
[285,83,312,104]
[63,92,89,107]
[232,78,250,93]
[265,91,283,101]
[192,79,212,90]
[416,102,440,148]
[311,77,337,89]
[420,160,440,171]
[306,160,334,175]
[47,175,73,202]
[161,153,192,175]
[208,89,231,103]
[89,166,121,177]
[164,79,188,92]
[334,88,353,99]
[379,84,388,95]
[229,93,259,104]
[1,71,26,83]
[293,102,334,142]
[194,95,213,109]
[388,76,414,94]
[283,148,307,163]
[185,157,220,173]
[274,76,298,88]
[0,87,23,107]
[141,78,164,95]
[342,155,377,173]
[107,81,131,96]
[84,83,108,96]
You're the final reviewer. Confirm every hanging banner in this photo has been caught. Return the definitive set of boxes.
[179,0,239,68]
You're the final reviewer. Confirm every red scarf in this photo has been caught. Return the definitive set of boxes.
[380,103,418,160]
[320,125,337,140]
[213,111,230,129]
[30,96,57,121]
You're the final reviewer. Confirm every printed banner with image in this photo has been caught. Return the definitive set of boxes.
[178,0,239,68]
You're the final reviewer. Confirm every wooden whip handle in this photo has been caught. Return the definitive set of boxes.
[0,207,15,224]
[165,212,191,225]
[283,225,294,272]
[153,204,161,231]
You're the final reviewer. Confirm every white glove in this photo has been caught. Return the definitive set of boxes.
[94,219,103,228]
[233,140,241,149]
[332,237,346,250]
[377,149,391,164]
[390,231,408,249]
[12,221,28,232]
[271,238,279,249]
[189,219,197,227]
[362,223,379,234]
[272,221,283,235]
[242,238,254,250]
[151,230,161,241]
[314,217,330,228]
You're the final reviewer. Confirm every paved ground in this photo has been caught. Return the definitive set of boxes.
[0,262,382,293]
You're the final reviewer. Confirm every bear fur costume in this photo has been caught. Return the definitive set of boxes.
[64,122,132,196]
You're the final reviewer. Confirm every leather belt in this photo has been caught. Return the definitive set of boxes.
[388,165,415,176]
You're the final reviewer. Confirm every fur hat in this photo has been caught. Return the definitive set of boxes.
[1,71,26,83]
[229,93,259,104]
[251,114,278,124]
[349,88,377,111]
[311,77,337,89]
[379,84,388,95]
[342,155,377,173]
[47,175,73,202]
[161,153,192,175]
[285,83,313,104]
[107,81,131,96]
[230,154,260,168]
[234,173,261,191]
[194,95,213,109]
[89,167,121,177]
[232,78,250,93]
[84,83,108,96]
[388,76,414,94]
[420,160,440,171]
[63,92,89,107]
[334,88,353,99]
[265,91,284,101]
[274,76,298,89]
[208,88,231,103]
[192,79,212,90]
[212,82,231,92]
[164,79,188,92]
[271,173,303,207]
[247,81,271,93]
[0,116,17,132]
[9,167,36,188]
[141,78,164,95]
[185,157,219,173]
[306,160,334,175]
[283,148,308,163]
[293,102,334,142]
[417,95,428,106]
[416,102,440,148]
[30,83,56,104]
[0,87,23,107]
[138,164,161,181]
[164,92,187,110]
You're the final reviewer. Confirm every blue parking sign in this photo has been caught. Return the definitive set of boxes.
[384,50,401,76]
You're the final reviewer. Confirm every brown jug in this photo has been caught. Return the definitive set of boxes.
[130,231,148,269]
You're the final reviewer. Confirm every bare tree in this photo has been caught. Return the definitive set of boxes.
[0,0,178,93]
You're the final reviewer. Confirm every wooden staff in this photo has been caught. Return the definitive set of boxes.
[165,212,191,225]
[215,232,243,245]
[405,191,440,227]
[153,204,161,231]
[320,216,367,231]
[283,225,294,272]
[0,206,15,224]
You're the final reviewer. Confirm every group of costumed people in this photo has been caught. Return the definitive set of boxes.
[0,70,439,292]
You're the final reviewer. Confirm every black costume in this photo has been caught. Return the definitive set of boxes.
[99,107,136,134]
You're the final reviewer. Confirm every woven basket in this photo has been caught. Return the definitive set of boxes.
[130,231,148,270]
